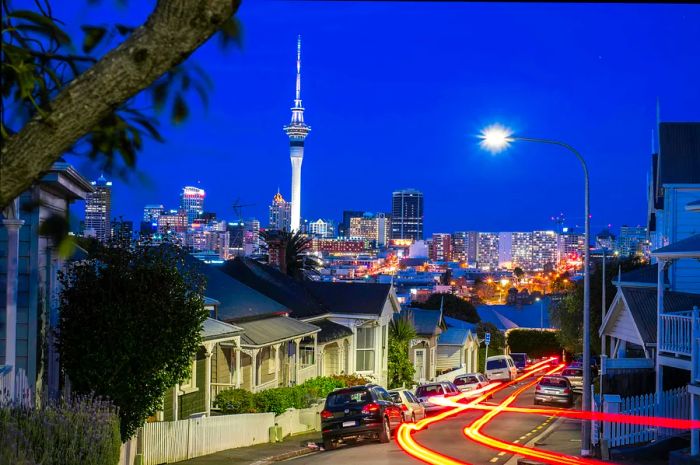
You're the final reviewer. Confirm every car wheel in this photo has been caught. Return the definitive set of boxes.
[534,399,539,405]
[378,416,391,443]
[411,413,416,423]
[323,438,336,451]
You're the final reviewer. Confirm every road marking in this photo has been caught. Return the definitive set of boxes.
[513,439,520,443]
[498,452,506,456]
[489,458,499,463]
[519,435,526,440]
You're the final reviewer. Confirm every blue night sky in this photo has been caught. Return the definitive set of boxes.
[49,1,700,235]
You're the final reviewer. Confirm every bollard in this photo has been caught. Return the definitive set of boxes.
[275,424,284,442]
[269,425,278,443]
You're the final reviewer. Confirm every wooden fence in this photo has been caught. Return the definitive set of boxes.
[0,365,33,408]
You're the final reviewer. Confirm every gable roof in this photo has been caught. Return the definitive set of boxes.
[443,316,477,332]
[651,233,700,258]
[187,256,289,322]
[400,308,443,337]
[202,318,243,342]
[437,327,470,346]
[235,316,320,347]
[315,319,353,343]
[613,264,669,288]
[619,287,700,344]
[305,281,394,317]
[475,299,551,331]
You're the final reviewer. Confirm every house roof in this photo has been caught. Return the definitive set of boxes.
[620,287,700,344]
[613,264,668,287]
[315,319,353,343]
[437,327,470,346]
[400,258,429,267]
[202,318,243,342]
[476,300,551,331]
[305,281,393,316]
[235,316,320,347]
[443,316,477,332]
[651,234,700,258]
[188,257,290,322]
[400,308,443,337]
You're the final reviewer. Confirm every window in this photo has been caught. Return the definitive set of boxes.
[327,389,370,407]
[486,359,508,370]
[374,387,392,402]
[356,326,375,372]
[416,385,444,397]
[299,346,315,366]
[267,346,276,375]
[180,358,198,394]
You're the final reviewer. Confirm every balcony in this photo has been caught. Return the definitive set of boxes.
[659,310,695,356]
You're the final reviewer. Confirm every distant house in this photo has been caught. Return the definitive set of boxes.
[400,308,444,383]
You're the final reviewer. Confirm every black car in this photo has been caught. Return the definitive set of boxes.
[321,384,403,450]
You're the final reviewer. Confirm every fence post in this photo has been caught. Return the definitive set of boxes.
[601,394,622,460]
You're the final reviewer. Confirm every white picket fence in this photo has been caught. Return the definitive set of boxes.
[0,365,33,408]
[603,386,690,448]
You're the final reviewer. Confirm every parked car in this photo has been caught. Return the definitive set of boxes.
[415,381,461,414]
[533,375,574,407]
[389,388,426,423]
[485,355,518,381]
[453,373,489,392]
[571,353,599,377]
[561,366,583,393]
[320,384,403,450]
[509,353,529,372]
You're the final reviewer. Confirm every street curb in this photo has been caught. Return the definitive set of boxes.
[249,446,319,465]
[503,415,567,465]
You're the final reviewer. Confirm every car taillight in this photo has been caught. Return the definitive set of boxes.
[401,404,408,411]
[321,409,333,419]
[535,385,542,391]
[361,402,380,414]
[563,388,571,395]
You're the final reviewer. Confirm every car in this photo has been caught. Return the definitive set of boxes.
[509,353,529,372]
[534,375,574,407]
[415,381,461,414]
[485,355,518,381]
[389,388,426,423]
[561,366,583,393]
[320,384,403,450]
[453,373,489,392]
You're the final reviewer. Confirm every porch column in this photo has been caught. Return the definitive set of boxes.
[235,345,242,388]
[294,338,301,384]
[3,199,24,401]
[692,393,700,456]
[313,333,319,376]
[373,324,381,380]
[172,383,179,421]
[317,343,324,377]
[274,343,282,387]
[349,325,357,373]
[656,259,666,396]
[203,343,214,416]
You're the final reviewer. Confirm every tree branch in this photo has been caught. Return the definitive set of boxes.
[0,0,239,207]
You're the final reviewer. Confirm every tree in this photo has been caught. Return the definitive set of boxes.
[1,0,242,207]
[259,229,322,281]
[506,329,562,358]
[513,267,524,283]
[57,242,208,440]
[549,256,647,354]
[475,321,505,349]
[412,293,480,323]
[388,315,416,389]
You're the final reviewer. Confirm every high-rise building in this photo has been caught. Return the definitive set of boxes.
[309,218,335,238]
[429,233,452,262]
[477,232,499,270]
[531,230,558,270]
[84,174,112,243]
[269,191,292,231]
[180,186,205,224]
[452,231,478,263]
[595,229,616,250]
[140,204,164,236]
[617,225,647,257]
[511,232,532,269]
[558,228,586,259]
[111,217,133,247]
[391,189,424,240]
[283,36,311,232]
[340,210,364,237]
[157,209,188,233]
[498,232,513,268]
[349,213,391,246]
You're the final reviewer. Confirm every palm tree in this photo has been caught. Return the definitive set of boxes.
[388,313,417,388]
[259,229,322,280]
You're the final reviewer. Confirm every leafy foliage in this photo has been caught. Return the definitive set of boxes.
[212,388,256,414]
[475,321,505,349]
[57,242,208,440]
[506,329,563,358]
[259,230,322,281]
[0,394,121,465]
[550,256,647,354]
[412,293,480,323]
[298,376,345,399]
[388,314,416,389]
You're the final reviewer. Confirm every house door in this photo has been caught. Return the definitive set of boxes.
[414,348,426,382]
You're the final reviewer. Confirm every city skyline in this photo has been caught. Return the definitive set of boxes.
[57,2,700,233]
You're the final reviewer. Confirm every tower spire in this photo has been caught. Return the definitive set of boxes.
[295,35,302,104]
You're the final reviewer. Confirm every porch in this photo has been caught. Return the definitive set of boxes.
[658,308,700,383]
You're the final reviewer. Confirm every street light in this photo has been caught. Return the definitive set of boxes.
[536,297,544,331]
[479,124,592,456]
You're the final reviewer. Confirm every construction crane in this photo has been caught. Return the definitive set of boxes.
[550,213,566,233]
[230,198,256,256]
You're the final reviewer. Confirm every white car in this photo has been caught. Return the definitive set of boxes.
[485,355,518,381]
[453,373,489,392]
[389,388,426,423]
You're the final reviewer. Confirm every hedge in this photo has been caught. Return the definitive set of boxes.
[506,329,563,358]
[0,395,121,465]
[214,375,370,415]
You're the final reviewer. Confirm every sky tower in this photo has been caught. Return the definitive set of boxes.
[283,35,311,232]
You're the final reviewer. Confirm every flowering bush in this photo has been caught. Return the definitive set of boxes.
[0,394,121,465]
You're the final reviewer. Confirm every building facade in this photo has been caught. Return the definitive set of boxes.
[618,225,647,257]
[180,186,205,225]
[477,232,500,270]
[83,174,112,243]
[531,230,559,270]
[349,213,390,247]
[391,189,424,241]
[429,233,452,262]
[452,231,478,263]
[269,191,292,232]
[309,219,335,238]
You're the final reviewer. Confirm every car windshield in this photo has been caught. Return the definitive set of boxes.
[389,392,401,403]
[510,354,526,363]
[416,385,444,396]
[455,376,479,385]
[540,377,568,388]
[486,359,508,370]
[326,389,370,407]
[563,369,583,377]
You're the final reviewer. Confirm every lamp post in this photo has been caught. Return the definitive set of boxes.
[479,124,592,456]
[536,297,544,330]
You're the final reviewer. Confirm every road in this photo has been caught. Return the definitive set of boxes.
[286,380,570,465]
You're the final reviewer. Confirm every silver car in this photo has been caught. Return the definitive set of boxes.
[453,373,489,392]
[415,382,460,414]
[534,375,574,407]
[389,388,426,423]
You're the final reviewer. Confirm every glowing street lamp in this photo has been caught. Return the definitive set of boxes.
[479,124,592,456]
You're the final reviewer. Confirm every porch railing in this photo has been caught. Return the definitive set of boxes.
[252,378,279,393]
[659,309,699,356]
[297,365,317,385]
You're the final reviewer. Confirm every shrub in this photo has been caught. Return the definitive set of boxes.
[0,394,121,465]
[299,376,345,399]
[254,386,309,415]
[330,373,370,387]
[213,389,256,415]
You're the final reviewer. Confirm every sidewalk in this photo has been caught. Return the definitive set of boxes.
[174,432,322,465]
